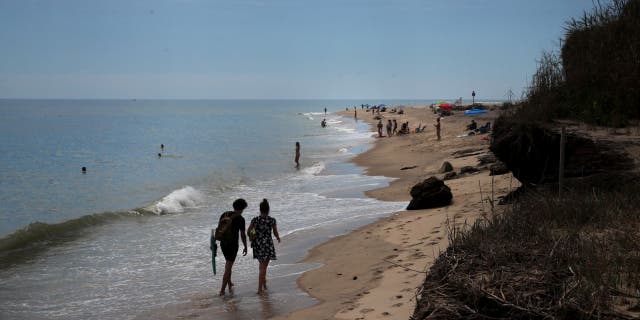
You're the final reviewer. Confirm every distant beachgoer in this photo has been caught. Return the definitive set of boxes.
[160,144,164,150]
[466,120,477,131]
[434,117,441,140]
[217,198,248,296]
[324,107,327,115]
[295,142,300,168]
[386,120,392,137]
[354,109,357,119]
[158,153,162,158]
[82,166,87,173]
[321,119,327,128]
[247,199,280,294]
[393,119,398,135]
[377,120,383,137]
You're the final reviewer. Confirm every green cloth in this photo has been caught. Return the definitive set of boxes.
[210,234,217,275]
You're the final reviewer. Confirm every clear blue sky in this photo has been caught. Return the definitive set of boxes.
[0,0,595,100]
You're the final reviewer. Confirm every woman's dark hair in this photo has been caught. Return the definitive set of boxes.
[259,199,270,214]
[233,198,248,211]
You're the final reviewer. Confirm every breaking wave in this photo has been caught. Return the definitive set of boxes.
[0,186,204,267]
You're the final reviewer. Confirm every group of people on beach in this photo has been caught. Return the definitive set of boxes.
[213,198,281,296]
[374,118,431,138]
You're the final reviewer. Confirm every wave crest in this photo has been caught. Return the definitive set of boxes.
[148,186,204,215]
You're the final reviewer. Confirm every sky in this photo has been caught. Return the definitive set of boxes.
[0,0,596,100]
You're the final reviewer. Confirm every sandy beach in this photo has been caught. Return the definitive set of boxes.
[276,106,519,320]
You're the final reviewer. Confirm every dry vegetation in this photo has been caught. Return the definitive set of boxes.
[518,0,640,127]
[411,1,640,319]
[412,183,640,319]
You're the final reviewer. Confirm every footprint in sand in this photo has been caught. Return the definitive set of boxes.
[381,311,391,316]
[392,303,404,307]
[360,308,375,313]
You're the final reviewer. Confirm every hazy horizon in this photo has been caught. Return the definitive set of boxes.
[1,0,595,100]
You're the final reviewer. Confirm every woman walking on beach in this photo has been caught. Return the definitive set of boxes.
[294,142,300,168]
[248,199,281,294]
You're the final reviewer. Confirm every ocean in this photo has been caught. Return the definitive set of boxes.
[0,99,431,319]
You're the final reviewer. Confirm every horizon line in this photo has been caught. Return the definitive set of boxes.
[0,97,506,101]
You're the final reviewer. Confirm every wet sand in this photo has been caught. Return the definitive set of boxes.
[276,106,519,320]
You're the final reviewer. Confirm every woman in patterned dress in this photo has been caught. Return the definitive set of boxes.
[247,199,281,294]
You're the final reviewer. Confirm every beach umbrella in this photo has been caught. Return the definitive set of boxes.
[439,103,453,110]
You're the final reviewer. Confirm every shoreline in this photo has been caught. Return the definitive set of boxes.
[276,105,518,320]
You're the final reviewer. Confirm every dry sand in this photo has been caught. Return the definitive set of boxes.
[275,106,519,320]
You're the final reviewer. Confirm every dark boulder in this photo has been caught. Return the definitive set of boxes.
[477,153,497,165]
[407,177,453,210]
[438,161,454,173]
[443,172,457,180]
[460,166,479,174]
[489,161,509,176]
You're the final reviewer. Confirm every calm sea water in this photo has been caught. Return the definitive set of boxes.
[0,99,432,319]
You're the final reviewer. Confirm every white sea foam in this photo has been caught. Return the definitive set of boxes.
[300,161,326,176]
[151,186,204,214]
[334,126,356,133]
[338,147,348,153]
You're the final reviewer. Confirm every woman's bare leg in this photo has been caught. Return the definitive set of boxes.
[257,260,270,294]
